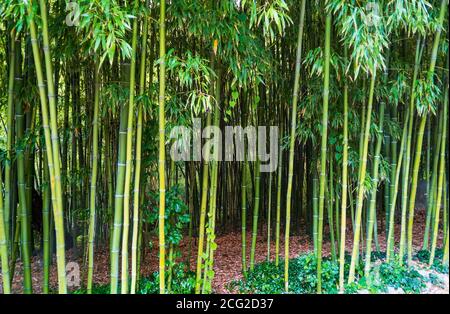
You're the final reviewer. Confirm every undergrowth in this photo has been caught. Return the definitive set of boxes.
[229,251,446,294]
[73,263,195,294]
[72,250,447,294]
[415,249,449,274]
[227,253,363,294]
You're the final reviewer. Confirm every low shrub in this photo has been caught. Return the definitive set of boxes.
[139,263,195,294]
[377,261,425,293]
[229,253,362,294]
[230,252,430,294]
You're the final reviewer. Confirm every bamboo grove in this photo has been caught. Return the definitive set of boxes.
[0,0,448,295]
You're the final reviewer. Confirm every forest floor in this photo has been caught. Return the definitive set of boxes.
[1,210,448,294]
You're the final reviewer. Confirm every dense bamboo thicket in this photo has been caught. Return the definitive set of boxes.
[0,0,448,294]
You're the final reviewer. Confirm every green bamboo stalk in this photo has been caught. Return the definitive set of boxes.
[284,0,306,292]
[15,51,32,293]
[327,154,337,262]
[313,170,318,256]
[338,49,349,292]
[384,110,391,238]
[121,0,140,294]
[388,102,398,246]
[399,38,423,265]
[250,160,261,271]
[348,67,377,284]
[317,12,332,293]
[167,244,174,292]
[110,85,129,293]
[335,169,341,252]
[365,52,389,274]
[443,174,448,242]
[406,114,426,263]
[429,44,448,266]
[0,154,11,294]
[4,30,16,247]
[32,0,67,293]
[136,196,145,289]
[203,79,221,292]
[106,115,114,249]
[410,0,447,265]
[423,116,432,250]
[42,141,50,294]
[386,107,410,262]
[195,112,211,293]
[364,102,385,278]
[131,11,149,294]
[87,61,101,294]
[158,0,167,294]
[355,81,367,267]
[429,87,447,266]
[275,130,283,266]
[241,158,248,275]
[348,180,355,233]
[443,226,449,266]
[267,173,272,261]
[9,213,20,286]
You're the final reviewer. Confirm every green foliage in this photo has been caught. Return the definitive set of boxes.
[244,0,292,42]
[386,0,433,35]
[101,83,130,116]
[370,250,387,262]
[72,263,195,294]
[431,263,449,274]
[73,284,112,294]
[230,252,437,294]
[162,50,215,115]
[415,249,438,262]
[170,0,271,87]
[328,0,389,76]
[415,249,449,274]
[145,185,190,246]
[139,263,196,294]
[230,253,344,294]
[77,0,134,66]
[230,260,283,294]
[0,0,29,34]
[377,261,425,293]
[428,273,445,288]
[414,76,441,116]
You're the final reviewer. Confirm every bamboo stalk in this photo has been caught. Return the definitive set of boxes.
[110,81,129,293]
[203,75,221,292]
[158,0,167,294]
[411,0,447,265]
[121,0,140,293]
[42,135,50,294]
[348,67,377,284]
[87,61,101,293]
[250,160,261,271]
[284,0,306,292]
[364,102,386,278]
[338,46,349,292]
[15,44,32,292]
[267,173,272,261]
[28,0,67,293]
[241,155,248,275]
[4,29,16,248]
[0,150,11,294]
[131,8,150,294]
[317,12,332,293]
[195,113,211,293]
[275,130,283,267]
